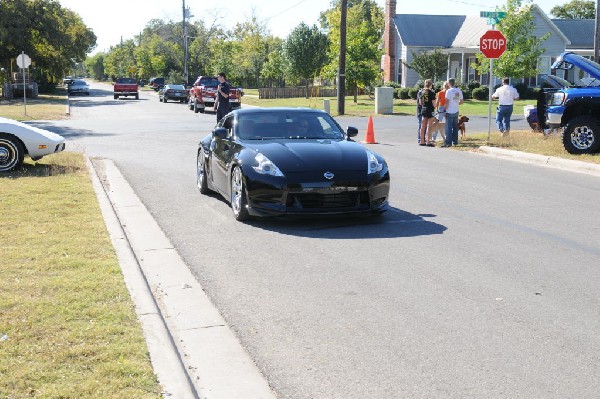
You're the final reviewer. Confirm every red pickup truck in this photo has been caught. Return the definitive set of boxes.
[187,76,243,113]
[113,77,139,100]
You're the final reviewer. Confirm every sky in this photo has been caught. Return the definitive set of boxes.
[57,0,570,54]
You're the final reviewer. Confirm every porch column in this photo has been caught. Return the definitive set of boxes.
[461,52,466,83]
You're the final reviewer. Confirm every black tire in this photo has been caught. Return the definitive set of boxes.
[135,93,139,100]
[0,134,25,172]
[194,101,200,113]
[230,166,250,222]
[196,151,209,195]
[163,97,167,103]
[114,94,118,100]
[188,100,194,111]
[562,116,600,154]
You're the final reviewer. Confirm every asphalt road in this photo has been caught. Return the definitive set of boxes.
[44,82,600,398]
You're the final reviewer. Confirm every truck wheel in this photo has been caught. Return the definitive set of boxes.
[0,133,25,172]
[135,93,139,100]
[194,101,200,113]
[114,94,118,100]
[562,116,600,154]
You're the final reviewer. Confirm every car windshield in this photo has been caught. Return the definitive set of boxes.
[236,111,345,140]
[117,78,136,84]
[168,84,185,90]
[72,80,86,86]
[200,77,219,86]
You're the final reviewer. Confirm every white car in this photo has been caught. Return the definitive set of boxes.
[0,117,66,172]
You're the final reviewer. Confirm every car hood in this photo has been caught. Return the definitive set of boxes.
[0,117,65,143]
[539,74,571,89]
[244,139,370,173]
[552,52,600,80]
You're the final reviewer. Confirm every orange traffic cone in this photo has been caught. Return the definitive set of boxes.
[361,115,378,144]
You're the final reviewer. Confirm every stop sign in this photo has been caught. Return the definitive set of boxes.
[480,30,507,59]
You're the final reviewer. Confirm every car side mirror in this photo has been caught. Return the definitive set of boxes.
[213,127,228,139]
[346,126,359,138]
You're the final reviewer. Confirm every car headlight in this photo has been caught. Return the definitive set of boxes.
[367,151,383,174]
[253,153,284,176]
[550,92,566,106]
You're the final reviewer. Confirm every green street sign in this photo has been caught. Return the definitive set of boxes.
[481,11,507,25]
[480,11,507,19]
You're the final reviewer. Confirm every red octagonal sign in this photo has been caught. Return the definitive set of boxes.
[480,30,507,59]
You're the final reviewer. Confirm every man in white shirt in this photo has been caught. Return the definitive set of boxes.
[492,78,520,136]
[443,78,464,147]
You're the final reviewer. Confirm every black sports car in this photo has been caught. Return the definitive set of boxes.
[196,108,390,221]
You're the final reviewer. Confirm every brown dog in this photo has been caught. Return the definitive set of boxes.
[458,115,470,139]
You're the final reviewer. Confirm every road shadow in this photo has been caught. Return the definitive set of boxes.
[26,122,115,139]
[245,206,447,239]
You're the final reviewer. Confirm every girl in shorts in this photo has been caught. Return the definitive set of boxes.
[419,79,437,146]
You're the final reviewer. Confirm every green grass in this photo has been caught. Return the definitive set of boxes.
[242,92,536,118]
[0,88,70,121]
[0,152,162,398]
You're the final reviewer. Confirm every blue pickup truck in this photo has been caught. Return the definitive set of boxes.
[538,52,600,154]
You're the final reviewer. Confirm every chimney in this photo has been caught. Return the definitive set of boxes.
[383,0,396,83]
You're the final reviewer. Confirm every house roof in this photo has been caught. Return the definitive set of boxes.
[451,15,489,49]
[551,19,595,49]
[393,15,465,47]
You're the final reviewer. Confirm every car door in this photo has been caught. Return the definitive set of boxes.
[210,115,237,196]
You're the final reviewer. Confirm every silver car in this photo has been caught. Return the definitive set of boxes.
[68,79,89,95]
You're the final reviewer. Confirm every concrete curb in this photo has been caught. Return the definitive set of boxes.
[478,146,600,177]
[88,158,276,399]
[87,157,198,398]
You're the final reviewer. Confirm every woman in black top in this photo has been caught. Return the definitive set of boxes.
[419,79,437,146]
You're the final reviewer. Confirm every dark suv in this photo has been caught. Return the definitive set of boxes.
[149,77,165,91]
[539,52,600,154]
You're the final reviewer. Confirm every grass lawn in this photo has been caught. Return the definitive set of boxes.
[0,152,162,398]
[0,92,69,121]
[242,90,536,118]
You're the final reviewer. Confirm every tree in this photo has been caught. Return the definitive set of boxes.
[261,42,288,87]
[0,0,96,86]
[550,0,595,19]
[476,0,549,80]
[231,14,270,88]
[403,49,448,83]
[284,23,329,96]
[320,0,384,102]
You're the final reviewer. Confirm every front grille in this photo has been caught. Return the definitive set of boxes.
[288,191,369,209]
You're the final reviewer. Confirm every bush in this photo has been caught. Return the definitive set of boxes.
[472,86,489,100]
[408,87,420,99]
[467,80,481,92]
[514,82,528,99]
[398,87,411,100]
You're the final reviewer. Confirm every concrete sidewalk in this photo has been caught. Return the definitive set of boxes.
[87,158,276,399]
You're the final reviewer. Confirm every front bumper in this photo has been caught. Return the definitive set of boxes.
[243,168,390,217]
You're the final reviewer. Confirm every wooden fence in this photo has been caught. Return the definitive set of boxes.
[258,87,338,99]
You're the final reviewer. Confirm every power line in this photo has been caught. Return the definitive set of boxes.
[266,0,311,22]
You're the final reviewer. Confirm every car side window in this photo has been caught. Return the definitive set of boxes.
[220,115,234,138]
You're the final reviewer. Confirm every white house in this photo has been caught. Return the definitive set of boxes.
[382,0,594,87]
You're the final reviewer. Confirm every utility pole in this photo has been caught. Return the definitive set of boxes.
[595,0,600,63]
[337,0,347,115]
[183,0,188,85]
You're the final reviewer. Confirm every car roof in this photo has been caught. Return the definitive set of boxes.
[233,107,328,116]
